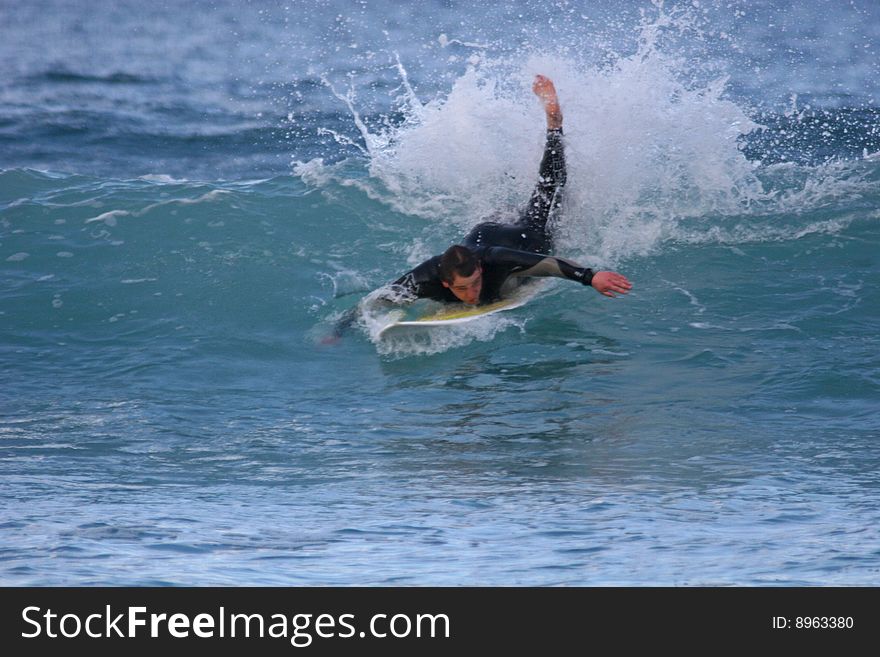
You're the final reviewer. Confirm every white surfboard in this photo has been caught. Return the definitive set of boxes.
[378,281,545,337]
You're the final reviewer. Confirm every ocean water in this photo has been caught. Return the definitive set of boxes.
[1,0,879,585]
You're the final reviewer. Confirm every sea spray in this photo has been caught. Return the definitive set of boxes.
[297,5,874,267]
[295,6,763,265]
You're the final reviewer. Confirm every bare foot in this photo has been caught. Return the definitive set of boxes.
[532,75,562,130]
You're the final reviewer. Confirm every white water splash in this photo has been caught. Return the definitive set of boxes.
[298,3,872,272]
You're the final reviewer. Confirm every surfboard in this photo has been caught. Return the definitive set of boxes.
[378,281,544,337]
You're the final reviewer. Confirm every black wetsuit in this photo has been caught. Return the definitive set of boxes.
[388,128,594,304]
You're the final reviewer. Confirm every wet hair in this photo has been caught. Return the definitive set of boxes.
[439,245,479,283]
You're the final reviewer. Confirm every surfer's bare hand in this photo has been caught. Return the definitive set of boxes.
[591,271,632,297]
[532,75,562,130]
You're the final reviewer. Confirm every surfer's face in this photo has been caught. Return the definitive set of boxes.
[443,266,483,305]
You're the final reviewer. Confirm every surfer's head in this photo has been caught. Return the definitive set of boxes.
[440,245,482,305]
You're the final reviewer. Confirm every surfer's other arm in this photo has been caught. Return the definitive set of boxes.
[587,270,633,297]
[486,247,632,297]
[384,256,457,304]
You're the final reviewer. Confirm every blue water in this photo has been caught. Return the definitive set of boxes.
[2,0,879,585]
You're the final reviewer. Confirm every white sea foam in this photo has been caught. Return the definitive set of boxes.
[83,190,230,225]
[317,267,371,298]
[667,215,856,246]
[139,174,189,183]
[85,209,130,226]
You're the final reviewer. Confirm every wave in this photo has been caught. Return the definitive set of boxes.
[4,5,879,356]
[1,160,877,360]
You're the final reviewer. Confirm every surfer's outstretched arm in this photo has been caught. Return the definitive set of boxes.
[518,75,566,240]
[487,247,633,297]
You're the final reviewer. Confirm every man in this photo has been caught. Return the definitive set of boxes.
[384,75,632,307]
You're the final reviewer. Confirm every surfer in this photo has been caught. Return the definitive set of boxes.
[383,75,632,307]
[328,75,631,340]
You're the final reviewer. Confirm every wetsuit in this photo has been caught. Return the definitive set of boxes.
[388,128,594,304]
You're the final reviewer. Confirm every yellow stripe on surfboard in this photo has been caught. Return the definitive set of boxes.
[416,298,518,322]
